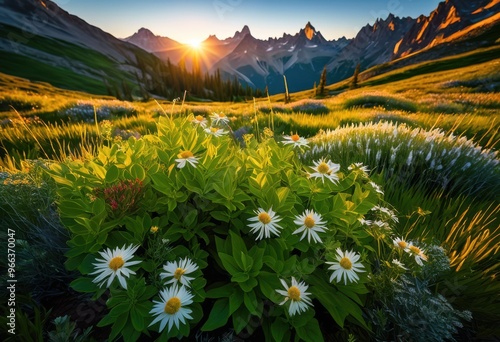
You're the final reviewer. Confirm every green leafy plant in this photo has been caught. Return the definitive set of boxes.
[48,115,387,340]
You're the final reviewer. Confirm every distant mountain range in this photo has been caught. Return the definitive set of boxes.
[1,0,499,96]
[124,0,500,93]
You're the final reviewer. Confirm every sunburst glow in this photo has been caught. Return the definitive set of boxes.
[187,39,202,50]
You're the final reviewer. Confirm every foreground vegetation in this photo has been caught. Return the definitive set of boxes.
[0,54,499,341]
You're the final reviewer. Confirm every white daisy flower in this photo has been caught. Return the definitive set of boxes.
[247,207,282,240]
[160,258,199,288]
[327,248,365,285]
[191,115,208,128]
[210,112,230,125]
[90,244,141,290]
[309,158,340,183]
[392,259,407,270]
[275,277,313,316]
[149,285,194,333]
[175,150,199,169]
[358,218,372,226]
[204,126,228,137]
[407,244,428,266]
[293,209,327,243]
[369,181,384,195]
[282,134,309,148]
[348,162,369,175]
[393,237,409,251]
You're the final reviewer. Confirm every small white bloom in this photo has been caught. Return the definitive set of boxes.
[191,115,208,128]
[275,277,313,316]
[282,134,309,148]
[90,244,141,289]
[149,285,194,333]
[175,150,199,169]
[293,209,327,243]
[349,162,370,175]
[247,207,282,240]
[407,244,428,266]
[204,126,228,137]
[393,237,409,251]
[327,248,365,285]
[358,218,372,226]
[309,158,340,183]
[392,259,407,270]
[160,258,199,288]
[369,181,384,195]
[210,112,230,125]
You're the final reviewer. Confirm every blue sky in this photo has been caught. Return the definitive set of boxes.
[53,0,442,44]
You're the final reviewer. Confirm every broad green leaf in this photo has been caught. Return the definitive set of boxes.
[105,165,119,183]
[70,277,99,293]
[231,271,250,283]
[205,283,234,299]
[201,299,230,331]
[296,317,324,342]
[130,163,146,181]
[218,252,241,274]
[271,318,289,342]
[130,306,145,331]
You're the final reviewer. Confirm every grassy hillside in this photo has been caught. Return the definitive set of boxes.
[0,24,149,95]
[0,44,499,341]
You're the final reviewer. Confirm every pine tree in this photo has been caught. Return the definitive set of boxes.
[350,63,361,89]
[318,66,327,97]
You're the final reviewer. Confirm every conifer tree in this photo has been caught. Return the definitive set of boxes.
[351,63,361,89]
[318,66,327,96]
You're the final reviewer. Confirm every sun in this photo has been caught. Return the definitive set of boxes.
[187,39,203,50]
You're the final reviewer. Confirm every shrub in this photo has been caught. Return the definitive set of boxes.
[343,94,417,113]
[48,116,393,340]
[303,121,500,200]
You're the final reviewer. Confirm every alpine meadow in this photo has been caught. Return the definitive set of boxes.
[0,0,499,341]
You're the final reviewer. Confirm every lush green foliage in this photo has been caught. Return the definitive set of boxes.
[47,116,412,340]
[1,56,499,340]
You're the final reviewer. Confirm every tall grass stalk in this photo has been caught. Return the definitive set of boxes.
[12,106,50,159]
[253,97,260,141]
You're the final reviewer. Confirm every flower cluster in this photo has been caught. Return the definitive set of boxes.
[93,178,144,216]
[393,237,428,266]
[61,100,137,122]
[191,112,230,137]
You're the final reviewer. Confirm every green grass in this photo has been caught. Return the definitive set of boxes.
[0,51,109,94]
[0,24,139,95]
[1,45,499,339]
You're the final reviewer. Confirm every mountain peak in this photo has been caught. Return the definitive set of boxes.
[304,21,316,40]
[233,25,251,39]
[135,27,155,37]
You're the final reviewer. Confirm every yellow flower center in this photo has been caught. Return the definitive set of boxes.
[109,256,124,271]
[173,267,186,280]
[258,212,272,224]
[150,226,159,233]
[210,127,218,133]
[317,162,331,174]
[339,257,352,270]
[195,115,204,122]
[291,134,300,142]
[397,241,407,249]
[409,245,421,254]
[179,150,194,159]
[219,113,226,118]
[287,286,301,301]
[304,215,315,228]
[164,297,181,315]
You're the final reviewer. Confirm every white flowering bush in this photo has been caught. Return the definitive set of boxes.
[303,121,500,199]
[47,116,469,340]
[60,100,137,122]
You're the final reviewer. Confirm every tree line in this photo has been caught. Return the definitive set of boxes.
[107,52,266,102]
